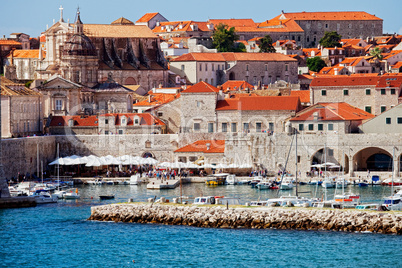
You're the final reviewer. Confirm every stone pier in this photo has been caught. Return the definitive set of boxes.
[88,203,402,235]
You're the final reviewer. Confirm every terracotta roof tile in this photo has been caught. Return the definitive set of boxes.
[208,19,256,27]
[136,13,159,23]
[290,90,310,103]
[221,80,254,91]
[133,93,179,106]
[83,24,156,38]
[278,11,382,21]
[1,76,41,96]
[111,17,134,25]
[7,49,45,58]
[0,40,21,45]
[182,81,220,93]
[49,115,99,127]
[310,75,380,87]
[174,140,225,153]
[257,18,304,32]
[216,96,301,111]
[290,102,374,121]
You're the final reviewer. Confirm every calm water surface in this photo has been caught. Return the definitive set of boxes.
[1,184,401,267]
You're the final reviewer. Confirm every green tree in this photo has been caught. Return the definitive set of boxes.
[259,35,276,53]
[370,47,383,60]
[307,57,327,72]
[234,42,246,52]
[319,31,342,48]
[212,23,239,52]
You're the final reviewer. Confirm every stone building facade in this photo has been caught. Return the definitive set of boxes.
[170,52,298,86]
[273,11,383,48]
[1,76,43,138]
[35,9,168,92]
[310,74,402,115]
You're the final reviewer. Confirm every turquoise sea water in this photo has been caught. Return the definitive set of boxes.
[1,184,401,268]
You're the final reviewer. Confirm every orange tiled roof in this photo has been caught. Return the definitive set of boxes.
[49,115,99,127]
[208,19,256,27]
[278,11,382,21]
[174,140,225,154]
[7,49,44,58]
[383,50,402,60]
[83,24,156,38]
[310,75,380,87]
[257,18,304,32]
[290,90,310,103]
[133,93,179,106]
[182,81,220,93]
[111,17,134,25]
[216,96,300,111]
[298,74,314,80]
[341,39,364,46]
[376,73,402,88]
[136,12,159,23]
[273,39,297,46]
[1,76,41,96]
[339,57,366,67]
[221,80,254,91]
[153,21,211,33]
[318,66,348,75]
[50,113,165,127]
[290,102,374,122]
[302,48,321,57]
[40,35,46,42]
[0,40,21,45]
[391,61,402,69]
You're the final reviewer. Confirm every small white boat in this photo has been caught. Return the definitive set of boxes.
[130,174,142,185]
[8,186,24,197]
[193,196,217,205]
[52,190,67,199]
[249,201,268,206]
[63,188,80,199]
[31,190,58,204]
[225,175,238,185]
[321,178,336,188]
[336,178,348,187]
[267,195,317,207]
[279,177,294,190]
[355,203,379,210]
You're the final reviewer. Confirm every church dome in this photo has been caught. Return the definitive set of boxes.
[64,34,97,56]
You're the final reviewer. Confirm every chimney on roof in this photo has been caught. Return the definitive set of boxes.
[206,143,211,150]
[156,21,160,27]
[334,68,339,76]
[313,112,319,121]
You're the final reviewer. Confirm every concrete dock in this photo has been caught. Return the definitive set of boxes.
[146,178,180,189]
[0,196,37,209]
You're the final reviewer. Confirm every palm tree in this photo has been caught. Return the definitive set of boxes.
[370,47,383,60]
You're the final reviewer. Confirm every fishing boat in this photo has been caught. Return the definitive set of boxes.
[225,174,238,185]
[256,181,278,190]
[279,177,294,190]
[205,174,227,186]
[249,176,263,188]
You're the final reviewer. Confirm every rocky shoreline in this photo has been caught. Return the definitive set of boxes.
[88,203,402,235]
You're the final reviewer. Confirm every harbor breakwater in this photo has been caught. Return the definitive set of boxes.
[88,203,402,235]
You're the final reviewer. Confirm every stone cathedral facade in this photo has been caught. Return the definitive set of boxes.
[35,8,168,91]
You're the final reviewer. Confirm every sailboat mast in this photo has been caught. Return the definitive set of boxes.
[324,143,327,201]
[295,130,298,197]
[392,147,395,199]
[57,143,60,190]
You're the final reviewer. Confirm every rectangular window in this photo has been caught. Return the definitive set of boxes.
[308,124,314,131]
[105,119,109,124]
[222,123,227,132]
[212,64,214,71]
[321,90,327,96]
[397,118,402,124]
[265,64,268,71]
[299,124,304,131]
[181,65,185,71]
[365,89,371,95]
[55,100,62,110]
[194,123,201,131]
[269,122,274,132]
[199,64,202,71]
[105,130,109,135]
[246,65,249,71]
[256,122,262,132]
[285,64,288,71]
[386,118,391,124]
[365,106,372,114]
[381,89,386,95]
[328,124,334,131]
[391,88,396,95]
[381,106,386,113]
[318,124,323,131]
[243,123,249,132]
[343,89,349,96]
[205,64,208,71]
[328,149,334,156]
[231,123,237,132]
[118,130,123,135]
[208,123,214,133]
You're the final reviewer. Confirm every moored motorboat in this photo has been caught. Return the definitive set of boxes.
[99,195,115,200]
[63,188,80,199]
[279,177,294,190]
[30,190,58,204]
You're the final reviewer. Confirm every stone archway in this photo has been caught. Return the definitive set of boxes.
[353,147,392,172]
[142,152,154,159]
[310,147,340,166]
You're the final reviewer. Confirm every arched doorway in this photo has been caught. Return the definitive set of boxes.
[353,147,392,172]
